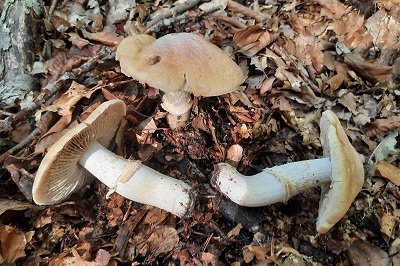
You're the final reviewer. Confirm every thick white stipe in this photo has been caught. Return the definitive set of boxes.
[78,141,192,217]
[213,158,331,206]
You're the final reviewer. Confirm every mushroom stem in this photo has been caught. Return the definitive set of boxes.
[78,141,192,217]
[161,90,192,129]
[212,158,331,206]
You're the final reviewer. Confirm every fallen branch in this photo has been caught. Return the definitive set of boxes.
[145,0,203,30]
[11,47,114,125]
[146,6,221,34]
[227,0,268,23]
[0,112,54,165]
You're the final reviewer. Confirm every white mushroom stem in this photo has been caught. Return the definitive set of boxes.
[212,158,331,206]
[78,141,192,217]
[161,90,192,129]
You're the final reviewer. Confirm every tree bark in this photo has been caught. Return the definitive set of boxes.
[0,0,41,107]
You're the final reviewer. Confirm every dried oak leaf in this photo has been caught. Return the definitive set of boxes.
[376,161,400,186]
[72,247,111,266]
[233,25,279,56]
[343,53,393,84]
[0,225,31,263]
[366,116,400,137]
[44,52,83,82]
[68,32,92,49]
[144,226,179,263]
[317,0,349,19]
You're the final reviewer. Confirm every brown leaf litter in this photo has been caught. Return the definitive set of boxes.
[0,0,400,265]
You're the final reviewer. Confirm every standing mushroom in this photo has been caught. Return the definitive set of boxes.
[212,110,364,233]
[32,99,193,217]
[116,33,245,129]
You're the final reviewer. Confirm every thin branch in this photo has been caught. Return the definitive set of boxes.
[11,47,114,125]
[0,112,54,165]
[146,6,221,34]
[227,0,268,23]
[145,0,203,29]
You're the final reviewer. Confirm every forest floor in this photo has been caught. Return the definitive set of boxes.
[1,0,400,265]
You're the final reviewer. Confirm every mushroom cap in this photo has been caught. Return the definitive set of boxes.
[32,99,126,205]
[116,33,246,97]
[316,110,364,233]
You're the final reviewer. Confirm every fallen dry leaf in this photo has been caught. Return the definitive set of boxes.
[323,73,345,95]
[233,24,279,56]
[44,52,83,82]
[82,30,123,46]
[68,32,92,49]
[227,223,243,238]
[376,161,400,186]
[72,247,111,266]
[200,252,218,266]
[369,130,399,163]
[343,53,393,84]
[0,225,31,263]
[346,240,390,266]
[44,81,90,116]
[367,116,400,137]
[380,212,396,238]
[146,226,179,261]
[338,92,358,115]
[0,199,39,216]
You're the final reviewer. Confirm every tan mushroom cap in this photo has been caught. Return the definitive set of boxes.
[32,99,126,205]
[316,110,364,233]
[116,33,246,97]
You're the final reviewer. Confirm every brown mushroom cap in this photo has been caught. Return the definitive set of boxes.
[316,110,364,233]
[116,33,246,97]
[32,99,126,205]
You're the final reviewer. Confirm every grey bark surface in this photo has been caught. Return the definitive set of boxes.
[0,0,41,106]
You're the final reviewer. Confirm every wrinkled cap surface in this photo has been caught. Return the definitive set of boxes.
[32,99,126,205]
[316,110,364,233]
[116,33,246,97]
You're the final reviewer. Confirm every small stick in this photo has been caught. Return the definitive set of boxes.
[12,47,114,125]
[0,112,54,165]
[146,6,221,34]
[227,0,268,23]
[212,15,247,29]
[145,0,203,29]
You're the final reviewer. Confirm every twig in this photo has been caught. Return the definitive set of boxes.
[47,0,59,22]
[145,0,203,29]
[0,112,54,165]
[0,110,14,117]
[211,15,247,29]
[227,0,268,23]
[0,48,115,164]
[146,6,221,34]
[12,47,114,124]
[90,79,135,91]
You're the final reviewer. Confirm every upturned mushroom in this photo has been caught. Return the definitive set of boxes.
[116,33,245,129]
[32,99,193,217]
[212,110,364,233]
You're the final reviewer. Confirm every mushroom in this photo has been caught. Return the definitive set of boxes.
[32,99,193,217]
[212,110,364,233]
[116,33,245,129]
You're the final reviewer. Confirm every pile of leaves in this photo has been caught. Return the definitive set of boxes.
[1,0,400,265]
